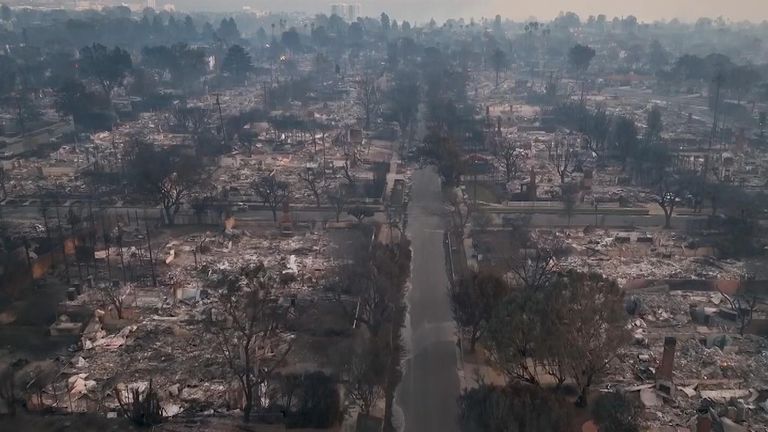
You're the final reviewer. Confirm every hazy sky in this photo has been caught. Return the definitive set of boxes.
[178,0,768,23]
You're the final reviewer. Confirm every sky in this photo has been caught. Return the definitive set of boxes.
[175,0,768,23]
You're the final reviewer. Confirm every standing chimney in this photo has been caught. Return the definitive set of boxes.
[656,336,677,396]
[696,414,712,432]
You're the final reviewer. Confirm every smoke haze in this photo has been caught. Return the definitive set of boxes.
[176,0,768,23]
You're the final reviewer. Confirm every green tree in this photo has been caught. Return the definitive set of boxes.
[490,48,507,87]
[217,17,240,43]
[380,12,391,33]
[592,392,640,432]
[448,271,509,352]
[568,44,595,72]
[612,116,638,169]
[422,133,463,187]
[0,55,17,98]
[79,44,132,99]
[142,44,207,91]
[281,28,301,51]
[647,40,670,72]
[183,15,197,39]
[0,4,11,21]
[568,44,595,103]
[384,68,420,143]
[54,79,92,125]
[459,383,574,432]
[222,44,253,84]
[726,65,762,104]
[645,105,663,146]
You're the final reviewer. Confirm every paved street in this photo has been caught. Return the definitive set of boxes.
[0,203,384,225]
[396,167,461,432]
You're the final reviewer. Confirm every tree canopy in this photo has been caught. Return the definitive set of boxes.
[79,43,132,98]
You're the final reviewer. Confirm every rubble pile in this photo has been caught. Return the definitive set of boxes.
[553,228,745,285]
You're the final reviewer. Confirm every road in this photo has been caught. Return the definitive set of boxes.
[525,212,706,229]
[0,203,385,225]
[396,167,461,432]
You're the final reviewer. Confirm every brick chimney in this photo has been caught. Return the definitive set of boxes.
[656,336,677,395]
[696,414,712,432]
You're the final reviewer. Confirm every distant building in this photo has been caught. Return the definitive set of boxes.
[330,4,343,17]
[330,3,360,22]
[346,3,360,21]
[146,0,156,9]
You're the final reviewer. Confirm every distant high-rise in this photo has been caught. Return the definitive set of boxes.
[146,0,156,9]
[330,3,360,22]
[346,3,360,21]
[330,4,344,18]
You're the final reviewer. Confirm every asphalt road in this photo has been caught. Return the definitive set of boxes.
[525,212,706,229]
[396,167,461,432]
[0,204,385,225]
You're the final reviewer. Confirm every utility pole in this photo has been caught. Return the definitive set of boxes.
[101,214,111,282]
[213,93,226,143]
[705,72,724,179]
[56,206,70,284]
[23,237,33,280]
[145,224,157,287]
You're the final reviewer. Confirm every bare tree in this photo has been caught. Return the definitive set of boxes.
[553,270,629,406]
[487,268,627,406]
[327,188,347,223]
[487,246,557,385]
[357,72,380,130]
[448,189,472,234]
[297,169,324,208]
[238,129,259,157]
[720,281,758,336]
[655,177,683,229]
[116,379,163,426]
[331,239,411,337]
[208,266,291,423]
[560,183,579,226]
[171,105,211,141]
[487,243,563,385]
[127,143,207,225]
[253,174,290,223]
[552,133,579,184]
[347,206,374,224]
[493,137,525,183]
[0,166,7,201]
[96,281,126,319]
[346,340,386,415]
[0,365,17,415]
[38,201,51,240]
[508,243,560,292]
[342,157,356,186]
